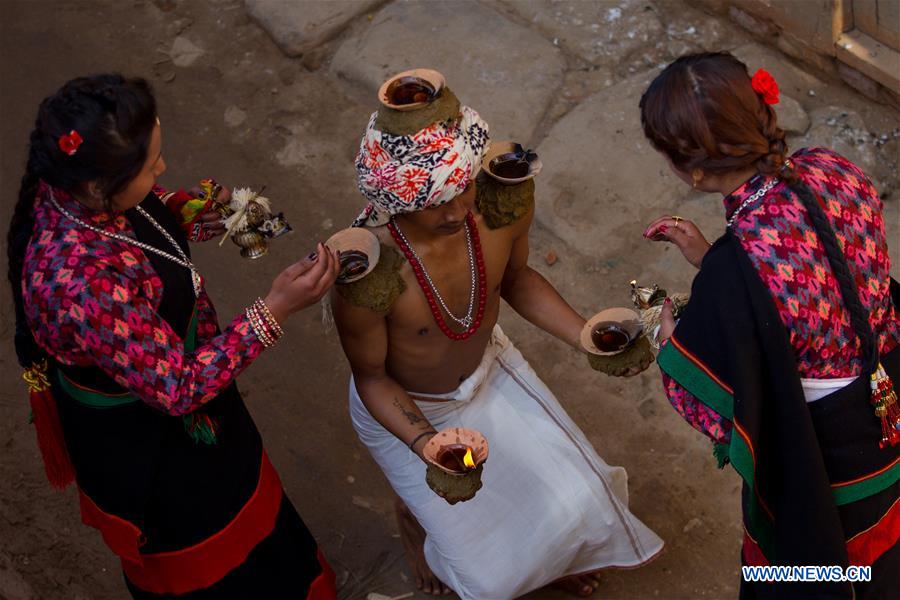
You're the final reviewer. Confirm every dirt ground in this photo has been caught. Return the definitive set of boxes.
[1,1,897,600]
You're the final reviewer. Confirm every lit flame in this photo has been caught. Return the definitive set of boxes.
[463,447,475,469]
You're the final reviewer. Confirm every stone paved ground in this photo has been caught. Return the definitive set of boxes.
[1,1,897,599]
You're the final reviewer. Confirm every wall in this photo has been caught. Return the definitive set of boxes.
[690,0,900,110]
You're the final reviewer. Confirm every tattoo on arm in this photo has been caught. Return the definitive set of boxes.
[393,396,424,426]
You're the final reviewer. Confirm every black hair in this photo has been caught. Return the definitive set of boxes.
[8,74,157,368]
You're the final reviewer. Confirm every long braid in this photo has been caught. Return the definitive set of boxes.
[790,181,878,373]
[640,53,802,185]
[8,134,47,368]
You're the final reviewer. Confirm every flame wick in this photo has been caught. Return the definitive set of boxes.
[463,447,475,469]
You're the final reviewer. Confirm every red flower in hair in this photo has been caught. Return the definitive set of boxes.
[751,69,779,105]
[58,130,83,156]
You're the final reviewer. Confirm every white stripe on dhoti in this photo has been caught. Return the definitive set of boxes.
[349,326,664,600]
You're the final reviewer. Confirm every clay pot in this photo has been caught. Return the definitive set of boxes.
[325,227,381,284]
[580,307,643,356]
[378,68,445,111]
[422,428,489,505]
[482,141,542,185]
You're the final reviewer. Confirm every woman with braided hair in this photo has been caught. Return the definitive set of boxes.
[8,74,339,598]
[640,53,898,598]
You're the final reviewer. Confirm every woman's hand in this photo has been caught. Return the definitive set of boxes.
[658,297,676,345]
[644,216,711,269]
[264,243,341,323]
[188,182,232,206]
[187,184,231,241]
[197,210,226,238]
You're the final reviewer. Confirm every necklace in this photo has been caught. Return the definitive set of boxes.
[392,216,476,328]
[50,194,203,297]
[727,177,779,228]
[388,212,487,341]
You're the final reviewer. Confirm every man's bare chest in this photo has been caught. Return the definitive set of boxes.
[389,225,513,332]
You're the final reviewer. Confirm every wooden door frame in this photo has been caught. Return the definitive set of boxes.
[834,0,900,94]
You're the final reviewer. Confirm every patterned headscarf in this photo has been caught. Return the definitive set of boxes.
[352,105,489,227]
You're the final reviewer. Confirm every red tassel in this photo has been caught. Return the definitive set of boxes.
[24,362,75,489]
[871,363,900,449]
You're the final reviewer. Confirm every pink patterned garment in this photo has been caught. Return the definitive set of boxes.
[23,182,265,416]
[663,148,900,443]
[662,370,733,443]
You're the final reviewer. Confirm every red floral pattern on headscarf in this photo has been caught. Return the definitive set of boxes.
[352,105,489,227]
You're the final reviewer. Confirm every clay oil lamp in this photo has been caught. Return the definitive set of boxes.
[378,68,445,112]
[325,227,381,284]
[482,141,542,185]
[580,307,644,356]
[422,427,489,505]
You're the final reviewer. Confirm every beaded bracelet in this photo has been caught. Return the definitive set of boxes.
[247,309,272,348]
[245,297,285,348]
[246,305,276,348]
[253,298,284,338]
[254,298,282,342]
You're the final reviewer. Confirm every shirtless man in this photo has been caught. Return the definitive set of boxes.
[333,94,662,599]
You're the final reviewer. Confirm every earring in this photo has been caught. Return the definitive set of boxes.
[692,171,702,189]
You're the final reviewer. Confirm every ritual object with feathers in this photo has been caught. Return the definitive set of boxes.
[630,280,689,349]
[216,186,292,259]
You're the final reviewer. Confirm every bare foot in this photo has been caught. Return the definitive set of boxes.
[552,571,602,597]
[395,496,452,595]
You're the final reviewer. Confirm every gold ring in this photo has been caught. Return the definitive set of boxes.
[672,215,683,226]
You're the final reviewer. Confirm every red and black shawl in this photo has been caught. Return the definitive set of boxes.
[658,222,898,598]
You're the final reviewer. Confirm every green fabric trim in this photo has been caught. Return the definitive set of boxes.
[185,306,198,352]
[658,341,733,419]
[729,430,776,561]
[182,413,218,445]
[726,428,899,560]
[658,342,774,557]
[713,441,730,469]
[657,334,897,557]
[57,370,138,407]
[832,460,900,506]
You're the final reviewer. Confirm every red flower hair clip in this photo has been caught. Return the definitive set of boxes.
[751,69,779,105]
[58,129,83,156]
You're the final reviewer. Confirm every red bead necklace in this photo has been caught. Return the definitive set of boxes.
[388,212,487,341]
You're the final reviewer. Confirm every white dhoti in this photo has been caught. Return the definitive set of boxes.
[349,326,664,600]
